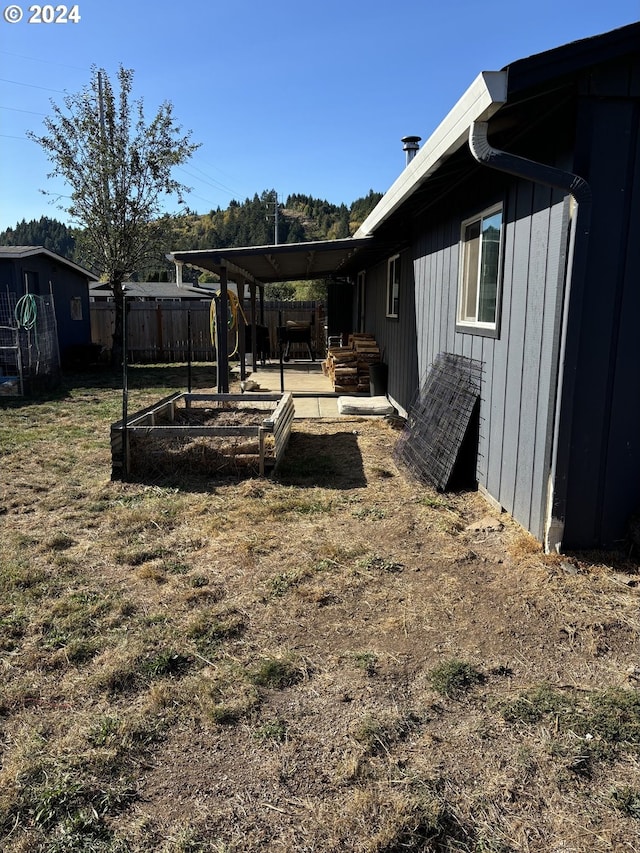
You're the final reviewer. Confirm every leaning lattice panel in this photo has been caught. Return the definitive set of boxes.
[393,353,483,490]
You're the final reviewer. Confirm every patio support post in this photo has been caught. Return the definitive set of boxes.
[278,309,284,393]
[250,282,258,373]
[218,265,230,393]
[239,280,247,382]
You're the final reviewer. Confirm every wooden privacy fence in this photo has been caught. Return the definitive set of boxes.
[90,300,326,363]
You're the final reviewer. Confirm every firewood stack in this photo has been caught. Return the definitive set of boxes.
[324,333,382,394]
[350,334,382,393]
[324,346,358,392]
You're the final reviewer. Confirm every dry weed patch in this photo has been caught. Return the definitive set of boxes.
[1,367,639,851]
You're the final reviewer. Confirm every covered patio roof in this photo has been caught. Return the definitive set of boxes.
[168,236,376,285]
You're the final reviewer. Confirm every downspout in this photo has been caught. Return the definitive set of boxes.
[468,121,592,553]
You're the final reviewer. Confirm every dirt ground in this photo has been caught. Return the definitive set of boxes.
[1,374,639,852]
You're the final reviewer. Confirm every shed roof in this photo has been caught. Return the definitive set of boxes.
[0,245,99,281]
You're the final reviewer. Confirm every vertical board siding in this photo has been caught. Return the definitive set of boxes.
[512,185,553,529]
[600,105,640,543]
[530,194,571,538]
[500,182,533,519]
[565,96,640,545]
[364,248,418,411]
[378,178,568,540]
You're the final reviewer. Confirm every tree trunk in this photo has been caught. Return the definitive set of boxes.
[110,279,125,369]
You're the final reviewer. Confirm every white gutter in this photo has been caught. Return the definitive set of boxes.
[355,70,508,237]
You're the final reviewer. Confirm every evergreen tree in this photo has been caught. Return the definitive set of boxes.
[1,189,385,287]
[0,216,76,259]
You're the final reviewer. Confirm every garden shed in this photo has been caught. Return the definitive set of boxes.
[0,245,97,371]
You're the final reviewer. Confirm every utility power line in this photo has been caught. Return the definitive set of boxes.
[0,78,67,94]
[0,49,87,72]
[0,105,47,116]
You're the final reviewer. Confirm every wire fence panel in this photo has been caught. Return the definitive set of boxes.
[394,353,483,490]
[0,291,60,394]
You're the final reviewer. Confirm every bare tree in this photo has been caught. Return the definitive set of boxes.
[29,65,200,364]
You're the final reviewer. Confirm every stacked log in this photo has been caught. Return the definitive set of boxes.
[349,334,382,393]
[324,346,358,393]
[324,333,382,394]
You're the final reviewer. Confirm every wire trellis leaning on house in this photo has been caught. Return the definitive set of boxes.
[393,353,483,491]
[0,290,61,396]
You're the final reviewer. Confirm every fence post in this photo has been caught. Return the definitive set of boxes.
[156,304,163,362]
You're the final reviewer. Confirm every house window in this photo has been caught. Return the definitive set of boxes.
[386,255,400,318]
[70,297,83,320]
[457,205,503,332]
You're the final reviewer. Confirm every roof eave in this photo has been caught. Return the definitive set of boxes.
[0,245,99,281]
[355,70,508,237]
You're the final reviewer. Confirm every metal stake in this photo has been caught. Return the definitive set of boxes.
[121,287,129,479]
[187,308,192,393]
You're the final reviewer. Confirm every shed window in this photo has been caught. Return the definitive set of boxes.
[70,297,83,320]
[386,254,400,319]
[457,205,502,333]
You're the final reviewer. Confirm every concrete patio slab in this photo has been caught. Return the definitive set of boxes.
[236,360,345,418]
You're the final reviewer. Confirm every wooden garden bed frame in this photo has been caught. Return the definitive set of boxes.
[111,391,295,480]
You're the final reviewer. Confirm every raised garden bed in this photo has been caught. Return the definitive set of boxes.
[111,392,295,481]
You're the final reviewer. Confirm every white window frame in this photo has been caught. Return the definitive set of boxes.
[457,203,503,334]
[386,254,400,319]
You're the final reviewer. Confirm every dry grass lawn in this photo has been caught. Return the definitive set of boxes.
[1,364,639,852]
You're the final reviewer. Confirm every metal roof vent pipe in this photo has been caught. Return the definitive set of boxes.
[402,135,421,166]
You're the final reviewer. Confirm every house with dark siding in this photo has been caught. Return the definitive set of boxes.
[169,23,639,553]
[346,22,639,552]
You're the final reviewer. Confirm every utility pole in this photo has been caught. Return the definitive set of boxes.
[267,191,279,245]
[274,190,279,245]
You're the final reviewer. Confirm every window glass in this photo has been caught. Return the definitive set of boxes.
[478,212,501,323]
[387,255,400,318]
[70,296,83,321]
[458,206,502,331]
[461,221,480,322]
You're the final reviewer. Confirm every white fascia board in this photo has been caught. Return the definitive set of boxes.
[355,70,508,237]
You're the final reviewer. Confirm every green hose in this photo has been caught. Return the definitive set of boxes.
[14,293,39,331]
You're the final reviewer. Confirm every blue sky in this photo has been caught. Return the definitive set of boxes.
[0,0,638,232]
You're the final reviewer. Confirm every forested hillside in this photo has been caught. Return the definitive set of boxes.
[0,190,382,283]
[0,216,77,259]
